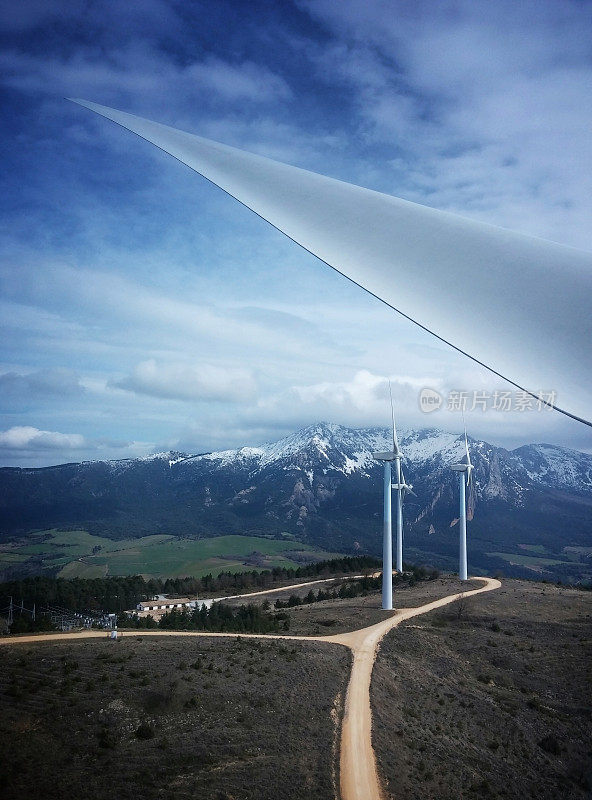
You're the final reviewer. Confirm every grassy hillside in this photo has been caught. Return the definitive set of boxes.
[371,580,592,799]
[0,529,341,580]
[0,635,350,800]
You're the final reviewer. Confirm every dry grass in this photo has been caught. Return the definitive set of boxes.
[371,579,592,800]
[285,575,472,636]
[3,575,589,800]
[0,634,350,800]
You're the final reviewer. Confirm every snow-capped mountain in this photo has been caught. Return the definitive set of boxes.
[1,422,591,582]
[178,422,592,497]
[189,424,462,476]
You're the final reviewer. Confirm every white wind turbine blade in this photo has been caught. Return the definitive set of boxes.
[388,379,399,454]
[462,417,476,519]
[465,429,474,486]
[467,473,476,521]
[401,467,417,498]
[461,411,473,482]
[68,99,592,427]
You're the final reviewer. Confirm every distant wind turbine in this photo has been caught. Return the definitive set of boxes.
[450,425,475,581]
[372,449,394,610]
[388,383,415,574]
[373,382,415,609]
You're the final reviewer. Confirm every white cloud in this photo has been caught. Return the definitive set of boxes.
[0,424,158,466]
[184,56,292,103]
[291,369,417,410]
[248,370,429,435]
[0,426,86,450]
[112,359,257,403]
[0,43,292,109]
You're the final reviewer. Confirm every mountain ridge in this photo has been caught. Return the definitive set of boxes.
[1,422,591,583]
[42,421,590,492]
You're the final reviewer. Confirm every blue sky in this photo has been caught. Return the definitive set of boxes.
[1,0,591,466]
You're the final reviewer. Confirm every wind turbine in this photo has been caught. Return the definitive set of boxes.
[451,425,475,581]
[373,383,415,609]
[389,388,415,574]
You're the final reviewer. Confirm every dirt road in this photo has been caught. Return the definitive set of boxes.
[0,576,500,800]
[200,574,366,606]
[326,577,501,800]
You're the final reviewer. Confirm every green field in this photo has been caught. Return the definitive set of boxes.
[0,529,341,580]
[516,543,548,554]
[488,551,571,569]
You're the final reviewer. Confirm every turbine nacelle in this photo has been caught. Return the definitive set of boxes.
[373,450,399,462]
[392,482,416,496]
[451,460,473,483]
[392,474,416,497]
[451,426,474,485]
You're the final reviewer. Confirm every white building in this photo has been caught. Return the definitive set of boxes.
[136,597,195,613]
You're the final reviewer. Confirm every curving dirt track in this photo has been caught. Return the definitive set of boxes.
[0,576,500,800]
[327,577,501,800]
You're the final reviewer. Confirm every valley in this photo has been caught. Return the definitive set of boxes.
[1,423,591,584]
[0,528,339,580]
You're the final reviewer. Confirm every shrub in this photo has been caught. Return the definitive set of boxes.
[142,683,177,714]
[98,724,119,748]
[136,722,155,740]
[538,734,561,755]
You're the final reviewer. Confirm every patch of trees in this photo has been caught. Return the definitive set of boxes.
[0,574,151,614]
[3,613,57,635]
[273,566,440,609]
[168,554,381,596]
[404,564,441,584]
[0,555,381,614]
[275,575,381,608]
[119,602,289,633]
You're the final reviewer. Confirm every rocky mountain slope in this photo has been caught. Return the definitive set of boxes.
[1,423,591,581]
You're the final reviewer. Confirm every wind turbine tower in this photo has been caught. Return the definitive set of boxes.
[372,448,395,610]
[451,427,474,581]
[390,406,415,574]
[373,385,415,609]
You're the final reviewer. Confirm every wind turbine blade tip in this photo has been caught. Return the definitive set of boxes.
[388,379,399,452]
